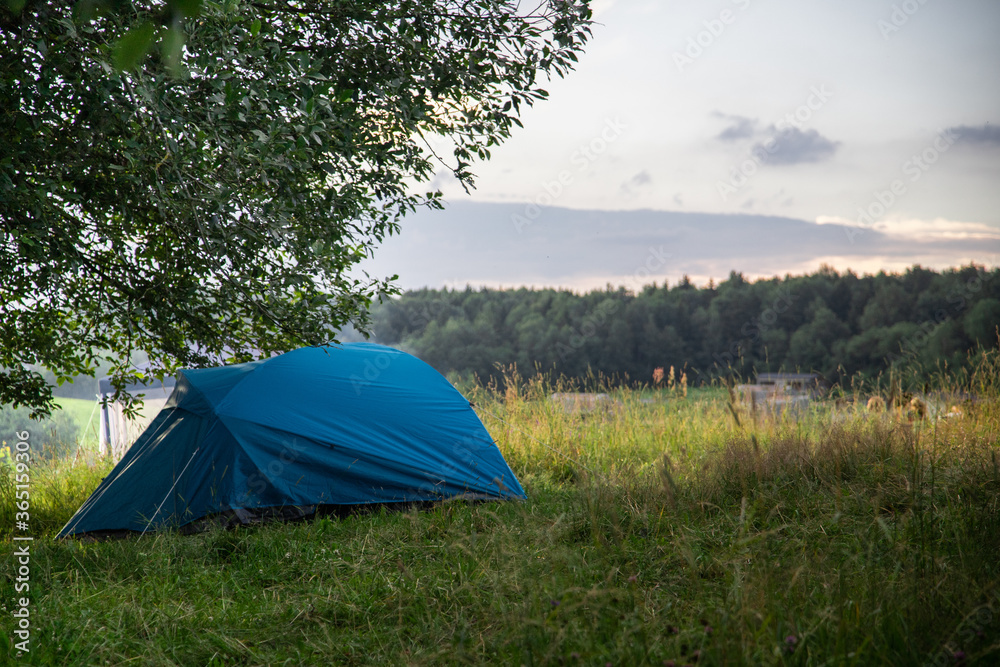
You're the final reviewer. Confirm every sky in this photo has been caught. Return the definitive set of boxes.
[362,0,1000,291]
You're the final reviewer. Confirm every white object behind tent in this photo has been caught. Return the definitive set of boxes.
[98,376,175,459]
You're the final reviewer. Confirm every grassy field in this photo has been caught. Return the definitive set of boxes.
[53,398,103,453]
[2,354,999,665]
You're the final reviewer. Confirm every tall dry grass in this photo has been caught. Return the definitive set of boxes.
[0,349,997,664]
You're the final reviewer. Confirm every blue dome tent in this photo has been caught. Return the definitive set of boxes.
[58,343,525,538]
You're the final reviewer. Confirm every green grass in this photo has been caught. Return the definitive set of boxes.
[2,354,999,665]
[53,398,102,452]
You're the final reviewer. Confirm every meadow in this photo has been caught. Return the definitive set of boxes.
[2,354,999,666]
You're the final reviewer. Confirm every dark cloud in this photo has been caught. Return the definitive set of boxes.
[620,170,652,194]
[359,202,1000,290]
[628,170,652,186]
[712,112,757,142]
[754,127,840,165]
[947,123,1000,146]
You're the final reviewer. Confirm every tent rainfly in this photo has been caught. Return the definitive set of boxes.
[58,343,525,538]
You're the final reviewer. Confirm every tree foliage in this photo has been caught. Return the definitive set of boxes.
[370,264,1000,386]
[0,0,592,416]
[0,403,79,461]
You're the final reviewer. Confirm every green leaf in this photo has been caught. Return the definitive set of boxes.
[0,0,593,417]
[162,26,186,76]
[170,0,203,17]
[113,22,158,71]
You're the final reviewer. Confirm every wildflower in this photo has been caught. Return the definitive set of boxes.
[703,625,713,635]
[653,367,665,385]
[628,574,638,583]
[785,635,798,647]
[551,599,560,607]
[662,661,675,667]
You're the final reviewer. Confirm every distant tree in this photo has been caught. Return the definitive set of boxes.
[0,404,79,461]
[786,301,850,376]
[365,265,999,386]
[838,322,922,376]
[858,281,911,330]
[963,298,1000,348]
[1,0,592,417]
[826,272,855,325]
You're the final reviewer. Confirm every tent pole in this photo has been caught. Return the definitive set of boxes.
[82,396,100,455]
[141,447,201,536]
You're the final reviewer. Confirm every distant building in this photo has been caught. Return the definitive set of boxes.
[754,372,826,397]
[735,372,826,416]
[99,376,175,459]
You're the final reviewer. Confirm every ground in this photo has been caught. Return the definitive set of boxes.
[2,361,999,665]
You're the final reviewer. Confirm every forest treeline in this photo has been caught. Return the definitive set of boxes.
[368,264,1000,386]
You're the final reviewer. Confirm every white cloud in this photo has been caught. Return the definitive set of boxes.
[815,216,1000,241]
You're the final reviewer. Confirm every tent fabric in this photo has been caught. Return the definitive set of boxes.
[58,343,525,538]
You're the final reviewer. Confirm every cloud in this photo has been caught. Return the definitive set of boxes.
[712,112,757,142]
[628,170,652,186]
[754,127,840,165]
[620,170,652,194]
[946,123,1000,146]
[359,202,1000,291]
[816,216,1000,242]
[428,169,459,191]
